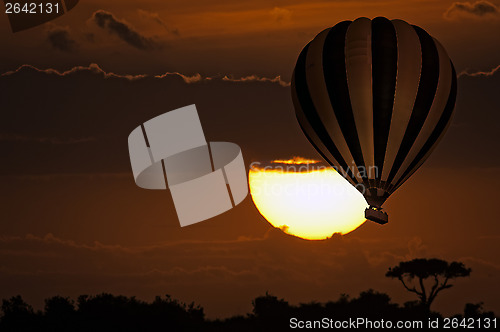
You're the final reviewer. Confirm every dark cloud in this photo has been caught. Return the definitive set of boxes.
[458,64,500,77]
[221,74,290,86]
[444,1,499,19]
[84,32,96,43]
[1,62,497,177]
[0,64,301,176]
[46,26,77,52]
[91,10,163,50]
[1,63,147,80]
[0,230,497,317]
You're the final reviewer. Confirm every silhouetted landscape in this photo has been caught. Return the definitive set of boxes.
[1,259,496,331]
[1,291,495,331]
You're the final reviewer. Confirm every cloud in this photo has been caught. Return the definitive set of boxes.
[1,64,291,86]
[444,1,499,19]
[1,63,147,81]
[406,237,428,259]
[271,157,321,165]
[46,26,77,52]
[458,64,500,77]
[154,71,205,83]
[137,9,167,28]
[0,63,298,176]
[137,9,180,36]
[0,61,498,176]
[84,32,96,43]
[91,10,163,50]
[0,63,499,316]
[155,72,291,86]
[0,230,418,289]
[0,230,497,317]
[222,74,290,87]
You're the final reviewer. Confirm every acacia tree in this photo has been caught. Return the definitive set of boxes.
[386,258,471,310]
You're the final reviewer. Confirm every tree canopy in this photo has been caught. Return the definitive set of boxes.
[386,258,471,310]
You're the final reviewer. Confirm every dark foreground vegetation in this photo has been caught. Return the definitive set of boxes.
[1,259,495,331]
[0,291,495,331]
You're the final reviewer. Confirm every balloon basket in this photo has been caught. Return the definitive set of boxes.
[365,207,389,225]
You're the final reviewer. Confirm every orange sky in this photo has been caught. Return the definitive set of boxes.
[0,0,499,319]
[1,0,499,77]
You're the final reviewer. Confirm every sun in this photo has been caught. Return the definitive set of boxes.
[248,158,368,240]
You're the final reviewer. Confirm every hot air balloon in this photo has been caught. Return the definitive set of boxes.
[291,17,457,224]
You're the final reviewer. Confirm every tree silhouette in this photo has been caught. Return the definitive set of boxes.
[251,292,289,331]
[44,296,75,331]
[0,290,496,331]
[1,295,40,331]
[386,258,471,310]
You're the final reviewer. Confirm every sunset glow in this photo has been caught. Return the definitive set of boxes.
[271,157,320,164]
[249,160,368,240]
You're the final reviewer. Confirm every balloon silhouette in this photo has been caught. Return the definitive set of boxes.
[291,17,457,224]
[3,0,79,33]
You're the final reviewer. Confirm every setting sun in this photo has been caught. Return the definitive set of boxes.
[249,158,368,240]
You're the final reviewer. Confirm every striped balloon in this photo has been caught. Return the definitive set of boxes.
[291,17,457,217]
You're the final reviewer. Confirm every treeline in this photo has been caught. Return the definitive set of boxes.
[0,290,495,331]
